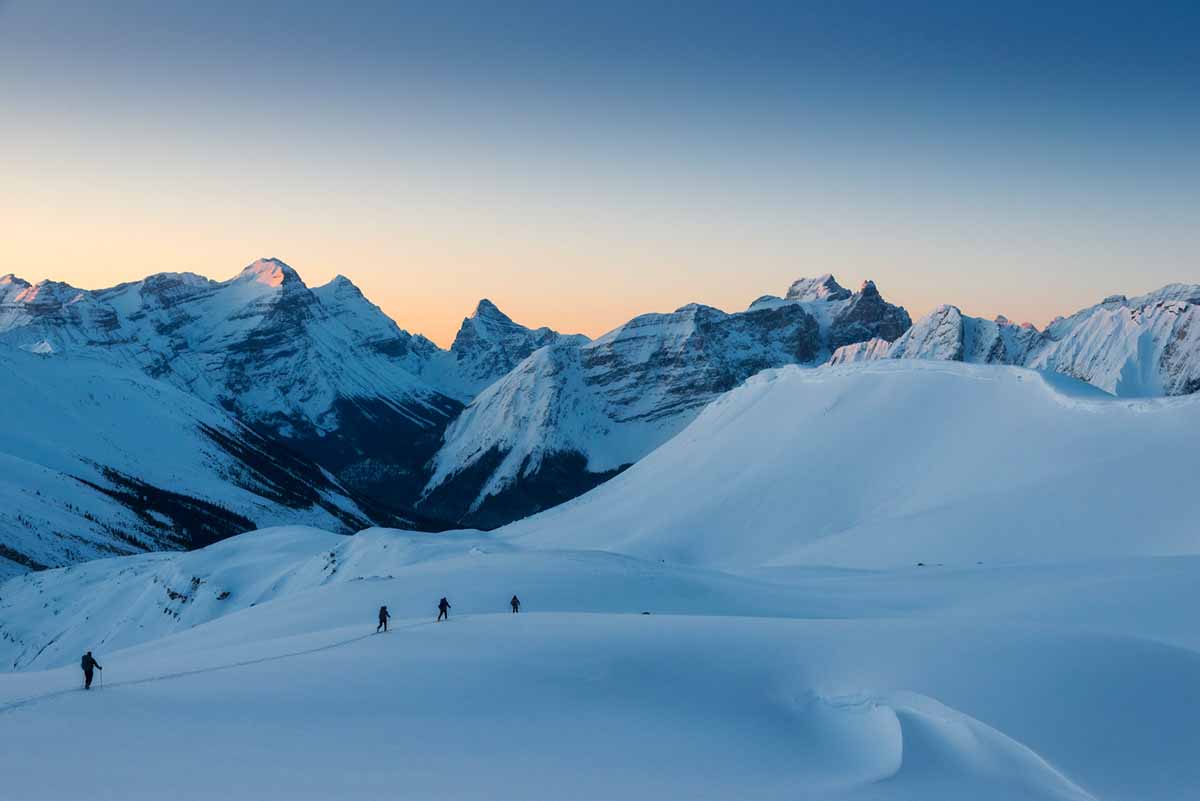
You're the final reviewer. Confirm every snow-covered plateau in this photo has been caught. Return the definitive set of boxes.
[2,362,1198,800]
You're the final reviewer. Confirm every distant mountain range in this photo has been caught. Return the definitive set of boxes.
[830,285,1200,397]
[1,259,1197,574]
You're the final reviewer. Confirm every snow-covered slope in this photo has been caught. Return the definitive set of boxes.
[504,360,1200,568]
[1030,285,1200,396]
[4,523,1200,799]
[830,285,1200,398]
[423,276,910,527]
[0,349,378,578]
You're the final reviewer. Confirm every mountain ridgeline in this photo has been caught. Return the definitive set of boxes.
[2,260,1199,573]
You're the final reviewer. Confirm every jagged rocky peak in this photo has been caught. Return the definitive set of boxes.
[471,298,510,320]
[786,274,852,302]
[235,257,305,288]
[11,279,88,307]
[132,272,217,305]
[826,279,912,350]
[454,299,516,347]
[994,314,1038,332]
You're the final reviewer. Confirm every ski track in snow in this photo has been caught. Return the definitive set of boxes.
[0,626,397,716]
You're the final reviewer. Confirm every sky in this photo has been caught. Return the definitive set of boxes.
[1,1,1197,346]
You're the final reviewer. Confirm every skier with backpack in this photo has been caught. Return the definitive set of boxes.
[377,605,391,633]
[81,651,102,690]
[437,597,451,622]
[510,595,521,614]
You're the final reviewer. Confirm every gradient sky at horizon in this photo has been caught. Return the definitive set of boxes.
[2,1,1197,346]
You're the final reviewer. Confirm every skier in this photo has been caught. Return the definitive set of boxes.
[81,651,102,690]
[510,595,521,614]
[437,597,451,622]
[377,605,391,633]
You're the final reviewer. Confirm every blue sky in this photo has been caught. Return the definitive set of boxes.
[2,0,1197,343]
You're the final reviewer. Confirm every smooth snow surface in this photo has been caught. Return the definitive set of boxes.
[3,525,1200,800]
[505,361,1200,568]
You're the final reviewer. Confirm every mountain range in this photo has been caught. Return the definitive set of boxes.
[1,259,1198,574]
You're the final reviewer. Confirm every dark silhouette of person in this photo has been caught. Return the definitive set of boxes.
[81,651,102,690]
[437,597,451,622]
[377,605,391,633]
[510,595,521,613]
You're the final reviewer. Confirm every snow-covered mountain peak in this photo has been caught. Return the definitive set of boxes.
[1134,283,1200,306]
[138,271,214,291]
[671,302,722,317]
[17,279,88,306]
[320,274,362,295]
[785,273,852,302]
[234,257,304,288]
[469,298,510,322]
[0,274,32,303]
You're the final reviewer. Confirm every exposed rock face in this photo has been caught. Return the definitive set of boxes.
[826,280,913,350]
[422,277,906,526]
[749,275,911,357]
[438,299,590,401]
